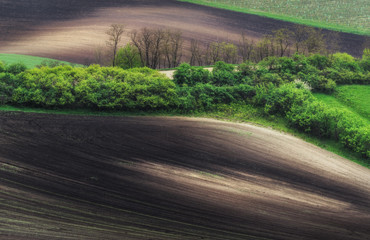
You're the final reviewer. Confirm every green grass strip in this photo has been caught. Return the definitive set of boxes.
[0,54,82,68]
[178,0,370,36]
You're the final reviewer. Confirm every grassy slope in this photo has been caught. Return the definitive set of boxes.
[314,85,370,124]
[0,54,81,68]
[178,0,370,36]
[335,85,370,121]
[312,85,370,167]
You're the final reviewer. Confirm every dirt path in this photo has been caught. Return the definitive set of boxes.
[0,112,369,239]
[0,0,367,64]
[160,67,213,79]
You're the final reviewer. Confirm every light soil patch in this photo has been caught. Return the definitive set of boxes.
[160,67,213,79]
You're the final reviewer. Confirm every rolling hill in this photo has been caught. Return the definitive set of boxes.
[1,112,370,239]
[0,0,368,64]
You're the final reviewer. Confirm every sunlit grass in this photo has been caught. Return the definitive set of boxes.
[0,54,82,68]
[179,0,370,35]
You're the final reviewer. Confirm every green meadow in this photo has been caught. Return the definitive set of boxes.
[179,0,370,35]
[0,54,81,68]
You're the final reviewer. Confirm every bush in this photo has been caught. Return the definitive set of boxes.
[304,74,336,93]
[6,63,27,75]
[0,61,5,73]
[307,54,332,70]
[176,83,255,111]
[332,53,361,72]
[264,83,313,115]
[173,63,210,86]
[0,72,16,104]
[255,72,284,86]
[6,65,176,110]
[211,69,236,86]
[264,83,370,158]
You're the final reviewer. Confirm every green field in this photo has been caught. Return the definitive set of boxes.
[179,0,370,36]
[0,54,81,69]
[314,85,370,124]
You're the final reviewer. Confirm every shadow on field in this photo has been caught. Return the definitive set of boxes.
[0,111,370,239]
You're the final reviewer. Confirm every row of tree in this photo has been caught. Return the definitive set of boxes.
[98,24,355,69]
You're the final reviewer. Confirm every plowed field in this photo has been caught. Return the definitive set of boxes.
[1,112,370,239]
[0,0,368,64]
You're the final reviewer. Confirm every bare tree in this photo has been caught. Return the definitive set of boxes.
[221,42,238,64]
[93,44,106,65]
[253,36,272,62]
[209,41,223,64]
[131,28,152,67]
[362,37,370,51]
[324,32,340,55]
[190,39,202,66]
[238,33,255,62]
[131,28,166,69]
[106,24,125,66]
[162,29,183,68]
[292,25,312,54]
[305,28,326,54]
[272,28,293,57]
[150,28,165,69]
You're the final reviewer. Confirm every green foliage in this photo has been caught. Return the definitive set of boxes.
[6,63,27,75]
[0,72,16,104]
[36,60,70,68]
[0,54,80,68]
[0,61,5,73]
[173,63,211,86]
[3,65,176,110]
[360,49,370,72]
[332,53,361,72]
[176,83,255,111]
[334,85,370,121]
[115,43,142,69]
[307,54,332,70]
[1,53,368,161]
[265,83,370,158]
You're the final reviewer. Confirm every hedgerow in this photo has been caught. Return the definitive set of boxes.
[1,65,176,110]
[0,50,369,160]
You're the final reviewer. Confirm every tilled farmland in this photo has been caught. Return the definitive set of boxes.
[0,0,368,63]
[0,112,369,239]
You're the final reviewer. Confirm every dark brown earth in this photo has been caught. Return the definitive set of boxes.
[0,0,368,64]
[1,111,370,239]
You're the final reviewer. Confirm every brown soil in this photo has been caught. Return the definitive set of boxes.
[0,111,369,239]
[0,0,368,64]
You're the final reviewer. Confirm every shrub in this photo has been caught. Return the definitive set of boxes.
[332,52,361,72]
[0,61,5,73]
[305,74,336,93]
[0,72,16,104]
[307,54,332,70]
[5,65,176,110]
[264,83,313,115]
[176,84,255,111]
[255,72,284,86]
[211,69,236,86]
[265,83,370,158]
[6,63,27,75]
[173,63,210,86]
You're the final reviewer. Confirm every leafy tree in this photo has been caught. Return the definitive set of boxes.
[115,43,142,69]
